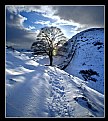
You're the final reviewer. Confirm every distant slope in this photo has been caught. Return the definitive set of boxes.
[65,28,104,94]
[6,48,104,117]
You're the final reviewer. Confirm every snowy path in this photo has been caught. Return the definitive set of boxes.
[46,67,102,117]
[47,67,74,117]
[6,66,76,117]
[6,49,104,117]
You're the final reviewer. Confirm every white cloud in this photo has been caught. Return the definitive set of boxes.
[6,5,104,49]
[18,14,27,28]
[35,15,81,27]
[25,25,36,31]
[35,20,51,25]
[6,5,104,29]
[29,26,35,30]
[54,17,80,26]
[6,5,56,16]
[7,12,27,30]
[6,5,18,14]
[6,5,84,34]
[6,10,37,49]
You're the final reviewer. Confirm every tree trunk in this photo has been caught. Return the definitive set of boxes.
[49,51,53,66]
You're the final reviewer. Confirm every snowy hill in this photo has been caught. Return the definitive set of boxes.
[65,28,104,94]
[6,48,104,117]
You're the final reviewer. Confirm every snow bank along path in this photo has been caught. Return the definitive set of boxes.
[6,49,104,117]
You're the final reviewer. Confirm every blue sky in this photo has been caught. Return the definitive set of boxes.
[6,5,104,49]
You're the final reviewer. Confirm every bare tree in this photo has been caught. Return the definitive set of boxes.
[31,26,67,66]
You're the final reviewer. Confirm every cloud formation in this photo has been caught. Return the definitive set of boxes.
[6,5,104,28]
[6,10,37,49]
[55,6,104,27]
[6,5,104,49]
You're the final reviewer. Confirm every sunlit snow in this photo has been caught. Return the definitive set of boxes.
[6,46,104,117]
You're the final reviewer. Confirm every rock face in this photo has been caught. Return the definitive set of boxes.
[65,28,104,94]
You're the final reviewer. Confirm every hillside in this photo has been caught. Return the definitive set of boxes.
[6,48,104,117]
[65,28,104,94]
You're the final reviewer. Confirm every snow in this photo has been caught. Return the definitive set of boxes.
[6,47,104,117]
[65,28,104,94]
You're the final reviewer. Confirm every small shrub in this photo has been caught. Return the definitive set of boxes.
[79,69,99,82]
[93,41,103,46]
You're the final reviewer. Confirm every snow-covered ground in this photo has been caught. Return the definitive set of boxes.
[65,28,104,94]
[6,48,104,117]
